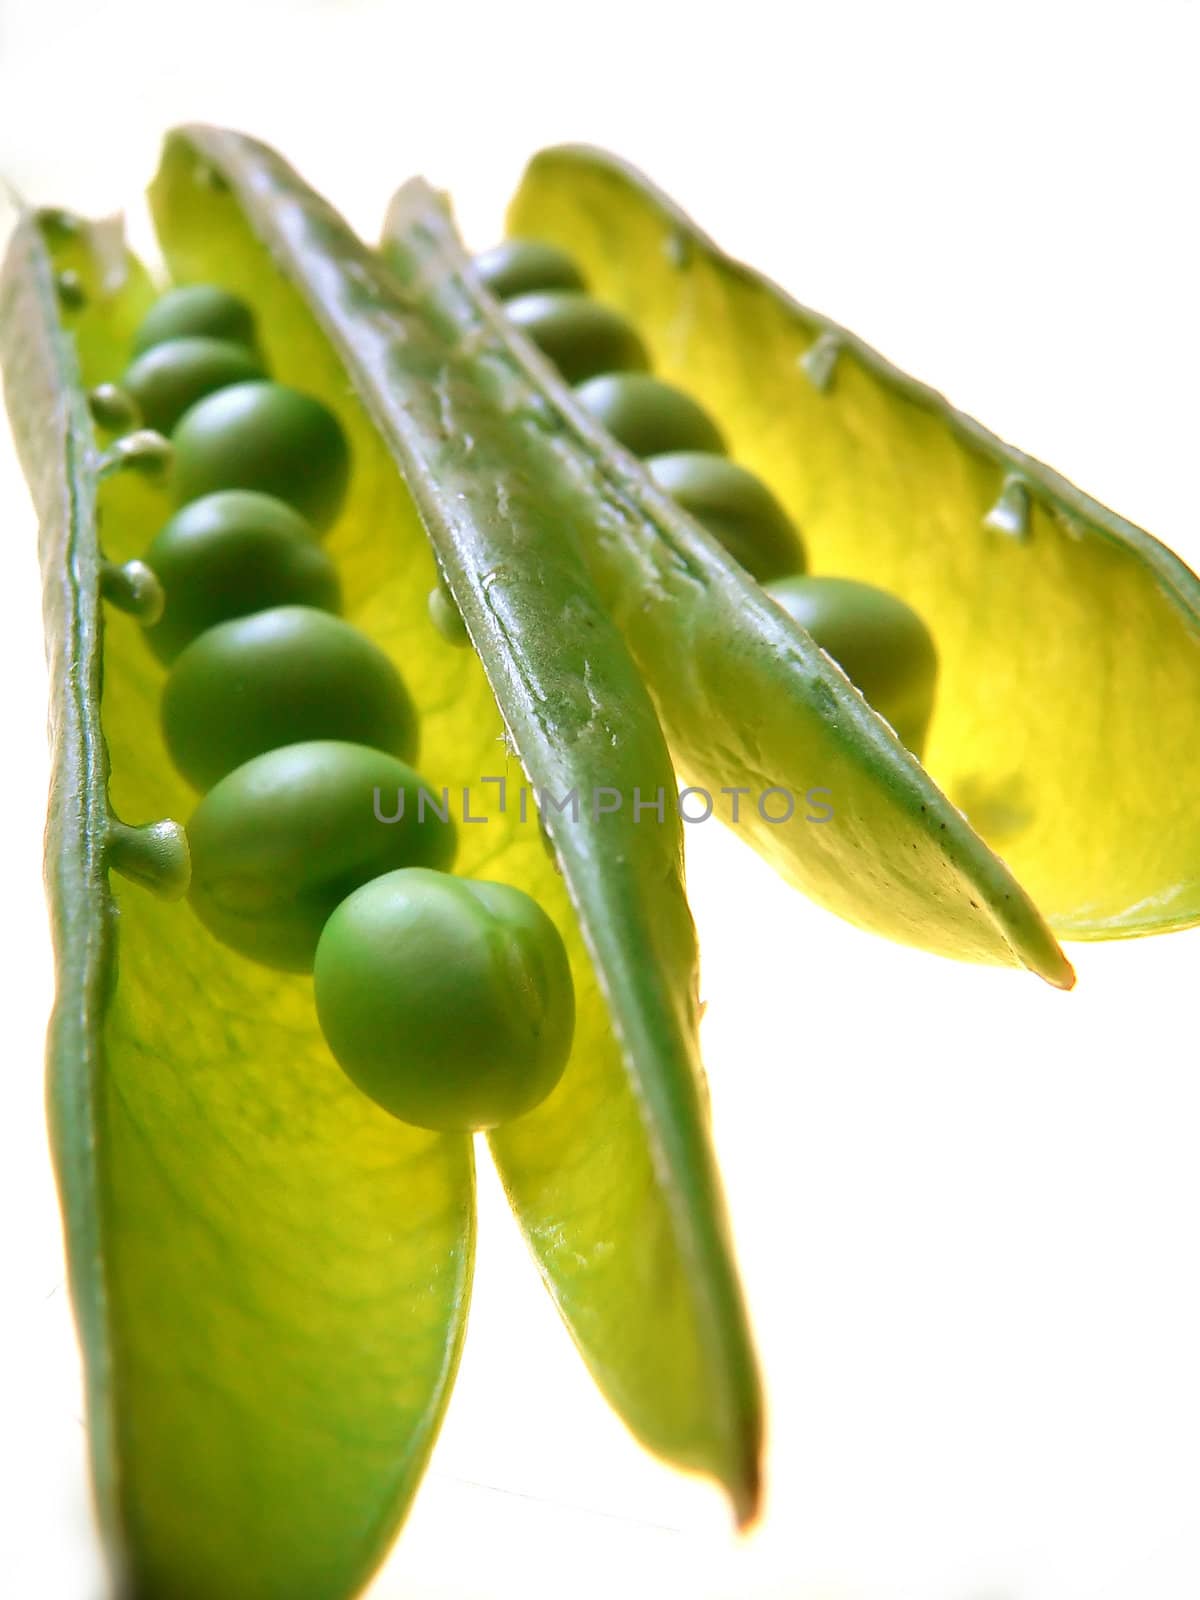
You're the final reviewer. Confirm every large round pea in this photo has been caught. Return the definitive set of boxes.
[132,284,257,356]
[504,291,649,385]
[473,239,585,301]
[142,491,341,664]
[646,452,806,582]
[188,742,457,972]
[765,575,939,756]
[121,337,266,435]
[314,868,575,1131]
[162,606,418,790]
[573,373,726,458]
[171,382,350,532]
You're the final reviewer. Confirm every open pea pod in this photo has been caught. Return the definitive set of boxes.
[505,145,1200,941]
[380,183,1073,986]
[1,211,477,1597]
[147,126,760,1526]
[9,122,763,1584]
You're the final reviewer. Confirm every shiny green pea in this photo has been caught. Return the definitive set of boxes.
[142,491,341,664]
[765,575,939,757]
[314,868,575,1131]
[171,381,350,532]
[187,742,457,972]
[162,605,417,790]
[573,373,726,458]
[645,452,806,583]
[504,291,649,385]
[473,239,586,301]
[121,337,266,435]
[132,284,257,356]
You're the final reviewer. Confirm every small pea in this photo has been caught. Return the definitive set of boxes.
[162,605,417,791]
[646,452,806,582]
[121,337,266,436]
[314,868,575,1131]
[573,373,726,458]
[765,575,939,757]
[142,491,341,664]
[187,742,457,972]
[473,239,586,301]
[132,284,257,356]
[504,291,649,385]
[428,582,469,646]
[171,381,351,532]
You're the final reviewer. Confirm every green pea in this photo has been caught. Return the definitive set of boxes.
[162,605,418,790]
[142,491,341,664]
[314,868,575,1131]
[171,381,351,532]
[132,284,257,356]
[427,581,469,647]
[573,373,726,458]
[645,452,806,582]
[504,291,649,385]
[121,337,266,436]
[473,239,586,301]
[765,575,938,757]
[187,742,457,972]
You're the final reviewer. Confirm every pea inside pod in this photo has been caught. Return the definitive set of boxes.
[646,451,806,583]
[315,867,575,1131]
[3,207,480,1600]
[121,335,266,434]
[427,577,469,645]
[142,490,342,664]
[187,740,457,972]
[161,604,419,789]
[472,237,585,300]
[132,281,257,354]
[171,379,351,531]
[765,574,938,756]
[503,290,649,384]
[574,371,727,457]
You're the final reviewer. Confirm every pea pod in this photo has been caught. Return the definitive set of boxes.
[5,128,768,1595]
[502,145,1200,941]
[380,182,1072,985]
[149,125,760,1523]
[1,211,476,1598]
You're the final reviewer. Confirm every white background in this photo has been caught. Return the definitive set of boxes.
[2,2,1200,1596]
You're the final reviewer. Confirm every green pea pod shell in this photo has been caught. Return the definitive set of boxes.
[149,132,763,1526]
[379,182,1073,987]
[505,145,1200,942]
[1,211,477,1599]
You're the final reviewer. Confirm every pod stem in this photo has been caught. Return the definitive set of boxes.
[99,559,165,625]
[106,818,191,901]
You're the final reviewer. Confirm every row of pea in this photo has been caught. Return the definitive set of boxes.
[98,283,575,1134]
